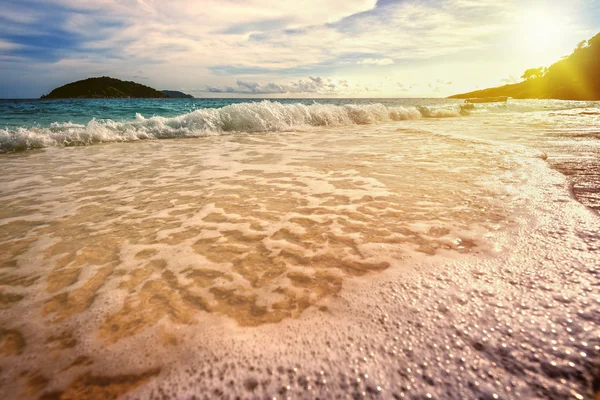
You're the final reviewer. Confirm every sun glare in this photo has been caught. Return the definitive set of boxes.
[521,9,565,53]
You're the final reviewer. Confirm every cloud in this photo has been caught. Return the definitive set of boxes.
[217,18,293,35]
[206,85,235,93]
[0,0,597,97]
[237,80,261,92]
[501,74,519,84]
[357,58,394,65]
[3,0,519,69]
[0,40,21,51]
[396,82,417,91]
[204,76,362,95]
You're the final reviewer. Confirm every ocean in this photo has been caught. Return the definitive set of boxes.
[0,98,598,399]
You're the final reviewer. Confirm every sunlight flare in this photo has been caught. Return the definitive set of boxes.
[520,8,566,54]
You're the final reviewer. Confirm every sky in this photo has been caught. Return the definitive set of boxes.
[1,0,599,98]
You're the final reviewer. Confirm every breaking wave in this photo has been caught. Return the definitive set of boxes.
[0,101,461,152]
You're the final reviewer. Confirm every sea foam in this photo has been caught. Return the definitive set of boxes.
[0,101,461,152]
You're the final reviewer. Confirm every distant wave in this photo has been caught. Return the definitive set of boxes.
[0,101,461,152]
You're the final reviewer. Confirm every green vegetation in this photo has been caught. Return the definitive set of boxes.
[161,90,194,98]
[521,67,546,81]
[450,32,600,100]
[41,77,168,99]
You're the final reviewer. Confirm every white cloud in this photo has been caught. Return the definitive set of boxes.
[44,0,517,71]
[0,40,21,51]
[501,74,519,84]
[3,0,597,97]
[205,76,363,95]
[52,0,377,31]
[357,58,394,66]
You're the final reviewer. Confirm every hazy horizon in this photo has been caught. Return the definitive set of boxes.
[1,0,599,99]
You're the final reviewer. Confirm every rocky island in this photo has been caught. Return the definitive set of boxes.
[450,32,600,100]
[41,77,169,99]
[161,90,194,98]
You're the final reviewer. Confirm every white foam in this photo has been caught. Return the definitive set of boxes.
[1,105,598,399]
[0,101,461,152]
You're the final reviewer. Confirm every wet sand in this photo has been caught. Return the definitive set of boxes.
[0,122,598,399]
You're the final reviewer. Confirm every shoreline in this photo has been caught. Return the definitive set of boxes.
[0,105,598,399]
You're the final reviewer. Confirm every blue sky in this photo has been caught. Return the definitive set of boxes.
[1,0,599,98]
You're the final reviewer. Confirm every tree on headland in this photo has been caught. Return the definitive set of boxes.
[521,67,545,81]
[588,32,600,47]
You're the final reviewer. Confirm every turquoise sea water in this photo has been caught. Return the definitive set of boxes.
[0,98,461,129]
[0,98,465,153]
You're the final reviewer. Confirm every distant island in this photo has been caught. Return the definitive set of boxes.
[161,90,194,99]
[450,32,600,100]
[40,77,192,99]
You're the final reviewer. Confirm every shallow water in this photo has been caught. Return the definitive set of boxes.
[0,99,598,399]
